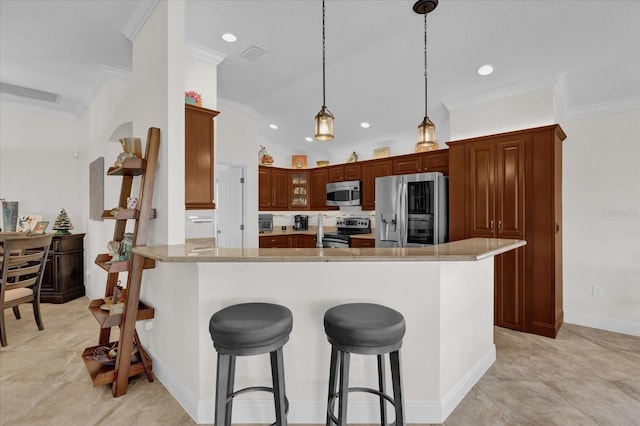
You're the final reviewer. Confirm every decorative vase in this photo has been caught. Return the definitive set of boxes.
[1,201,18,232]
[185,97,196,105]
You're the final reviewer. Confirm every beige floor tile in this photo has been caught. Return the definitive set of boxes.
[544,379,640,425]
[1,298,640,425]
[475,380,598,425]
[442,387,510,426]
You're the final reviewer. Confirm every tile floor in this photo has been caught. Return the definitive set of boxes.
[1,297,639,425]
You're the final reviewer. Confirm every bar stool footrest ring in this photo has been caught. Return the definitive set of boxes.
[227,385,290,426]
[327,386,396,425]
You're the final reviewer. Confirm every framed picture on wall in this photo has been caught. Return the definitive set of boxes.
[90,157,104,221]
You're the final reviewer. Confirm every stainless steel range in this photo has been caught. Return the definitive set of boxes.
[322,217,371,248]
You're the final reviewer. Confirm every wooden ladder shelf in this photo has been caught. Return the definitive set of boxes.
[81,127,160,397]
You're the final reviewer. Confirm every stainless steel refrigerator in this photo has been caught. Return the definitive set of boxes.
[375,172,448,247]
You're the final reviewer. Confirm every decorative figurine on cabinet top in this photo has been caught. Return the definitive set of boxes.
[259,145,274,166]
[347,151,358,163]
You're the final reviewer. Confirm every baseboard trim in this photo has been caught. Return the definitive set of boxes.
[564,310,640,337]
[189,345,496,424]
[439,344,496,421]
[144,347,200,422]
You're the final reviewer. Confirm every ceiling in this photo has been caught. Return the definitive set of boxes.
[2,1,639,158]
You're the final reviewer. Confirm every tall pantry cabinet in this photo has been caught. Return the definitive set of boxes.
[447,124,566,338]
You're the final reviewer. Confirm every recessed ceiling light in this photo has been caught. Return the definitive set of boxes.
[478,64,494,76]
[305,137,313,142]
[269,124,278,130]
[360,122,370,128]
[222,33,237,43]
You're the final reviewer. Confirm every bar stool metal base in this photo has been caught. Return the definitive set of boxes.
[325,346,405,426]
[215,348,289,426]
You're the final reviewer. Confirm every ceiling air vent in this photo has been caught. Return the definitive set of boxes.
[239,45,267,61]
[0,82,61,103]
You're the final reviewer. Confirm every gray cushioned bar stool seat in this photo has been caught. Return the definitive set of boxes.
[209,302,293,426]
[323,303,406,426]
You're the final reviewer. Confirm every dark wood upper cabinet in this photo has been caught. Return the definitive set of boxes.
[327,165,345,182]
[258,166,289,210]
[466,137,526,238]
[361,159,392,210]
[392,154,422,175]
[309,168,329,210]
[271,168,289,210]
[344,164,362,181]
[185,104,219,210]
[420,150,449,175]
[392,150,449,176]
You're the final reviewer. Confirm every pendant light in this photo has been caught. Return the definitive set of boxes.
[414,0,438,152]
[315,0,334,141]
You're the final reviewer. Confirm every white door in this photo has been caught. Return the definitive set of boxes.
[216,165,244,248]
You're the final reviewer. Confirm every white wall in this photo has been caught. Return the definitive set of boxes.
[561,110,640,335]
[449,87,556,141]
[81,77,134,298]
[0,107,84,231]
[130,0,185,246]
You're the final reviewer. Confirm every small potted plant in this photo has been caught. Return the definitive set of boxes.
[185,91,202,106]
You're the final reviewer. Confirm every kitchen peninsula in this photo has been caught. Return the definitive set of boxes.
[132,238,524,424]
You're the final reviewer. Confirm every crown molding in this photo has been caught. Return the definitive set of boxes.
[185,42,226,65]
[217,97,266,124]
[122,0,160,42]
[561,96,640,121]
[442,72,560,112]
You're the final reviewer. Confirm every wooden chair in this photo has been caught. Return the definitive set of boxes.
[0,234,53,346]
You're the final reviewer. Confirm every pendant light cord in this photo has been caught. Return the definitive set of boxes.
[322,0,327,108]
[424,13,428,117]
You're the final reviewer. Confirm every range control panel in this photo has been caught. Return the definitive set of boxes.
[336,217,371,234]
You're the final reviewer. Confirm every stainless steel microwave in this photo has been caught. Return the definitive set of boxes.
[326,180,361,207]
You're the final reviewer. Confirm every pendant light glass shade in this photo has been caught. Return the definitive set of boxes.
[315,0,334,141]
[416,116,438,152]
[315,106,334,141]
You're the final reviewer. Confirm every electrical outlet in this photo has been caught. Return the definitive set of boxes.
[144,320,154,330]
[592,286,604,297]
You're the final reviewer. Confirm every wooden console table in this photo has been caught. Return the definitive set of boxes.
[41,233,85,303]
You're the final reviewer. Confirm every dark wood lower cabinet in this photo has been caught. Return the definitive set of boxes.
[41,233,85,304]
[351,237,375,248]
[494,247,525,330]
[259,234,316,248]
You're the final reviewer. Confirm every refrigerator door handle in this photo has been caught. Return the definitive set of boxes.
[398,182,407,248]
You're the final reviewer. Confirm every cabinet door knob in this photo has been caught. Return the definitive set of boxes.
[498,220,502,232]
[556,223,560,233]
[490,220,494,230]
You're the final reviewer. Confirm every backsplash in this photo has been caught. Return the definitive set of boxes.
[260,210,376,229]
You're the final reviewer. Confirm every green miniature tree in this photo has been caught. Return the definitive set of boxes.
[53,208,74,235]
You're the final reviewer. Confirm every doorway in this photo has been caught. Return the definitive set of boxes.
[216,164,245,248]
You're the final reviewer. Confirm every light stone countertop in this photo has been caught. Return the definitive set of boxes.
[134,237,525,263]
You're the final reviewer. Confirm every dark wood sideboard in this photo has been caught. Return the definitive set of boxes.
[41,233,85,303]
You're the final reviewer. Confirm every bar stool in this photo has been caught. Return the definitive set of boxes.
[209,302,293,426]
[323,303,406,426]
